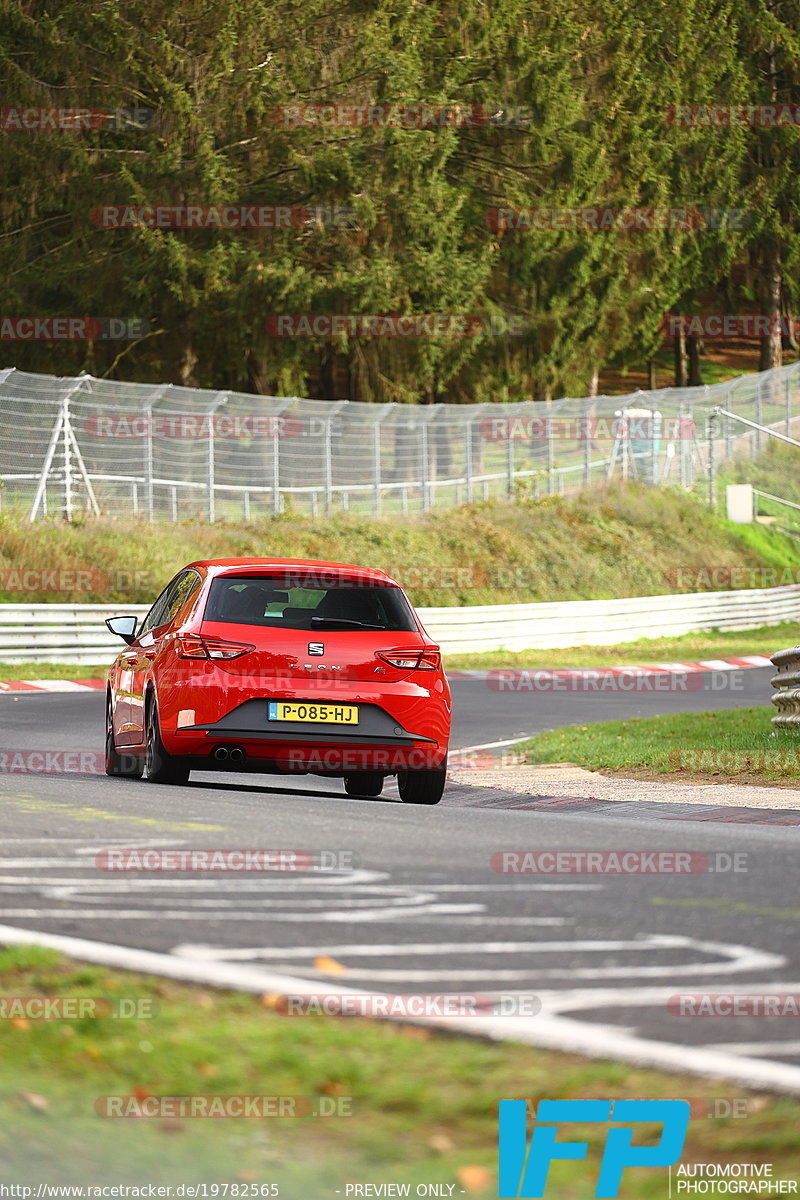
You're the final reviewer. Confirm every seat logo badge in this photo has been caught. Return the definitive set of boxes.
[308,643,325,655]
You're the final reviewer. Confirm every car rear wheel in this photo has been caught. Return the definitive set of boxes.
[343,771,384,798]
[144,694,190,785]
[397,758,447,806]
[105,695,143,778]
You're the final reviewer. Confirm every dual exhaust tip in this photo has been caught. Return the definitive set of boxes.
[212,744,246,764]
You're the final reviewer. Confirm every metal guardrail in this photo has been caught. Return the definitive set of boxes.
[770,645,800,729]
[1,585,799,664]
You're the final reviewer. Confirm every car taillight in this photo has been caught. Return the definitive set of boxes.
[174,635,254,661]
[376,648,441,671]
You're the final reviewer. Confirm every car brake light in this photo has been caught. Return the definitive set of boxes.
[175,635,254,660]
[377,648,441,671]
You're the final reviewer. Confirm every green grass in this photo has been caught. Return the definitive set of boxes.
[0,662,108,680]
[1,946,799,1192]
[515,707,800,782]
[2,480,800,608]
[445,623,797,671]
[725,440,800,507]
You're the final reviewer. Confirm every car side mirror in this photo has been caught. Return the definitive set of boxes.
[105,615,139,645]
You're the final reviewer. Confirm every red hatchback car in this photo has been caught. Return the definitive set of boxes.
[105,558,451,804]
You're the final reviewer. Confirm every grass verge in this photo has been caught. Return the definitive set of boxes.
[444,623,795,671]
[2,481,800,607]
[1,946,799,1191]
[516,707,800,787]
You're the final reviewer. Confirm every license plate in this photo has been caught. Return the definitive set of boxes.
[268,701,359,725]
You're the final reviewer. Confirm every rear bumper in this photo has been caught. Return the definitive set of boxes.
[164,695,448,773]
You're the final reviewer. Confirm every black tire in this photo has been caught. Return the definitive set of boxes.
[105,694,143,778]
[144,693,190,785]
[397,757,447,806]
[343,771,384,798]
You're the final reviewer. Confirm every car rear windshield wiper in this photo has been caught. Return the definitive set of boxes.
[310,617,385,629]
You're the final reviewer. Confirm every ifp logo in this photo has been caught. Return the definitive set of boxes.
[498,1099,690,1197]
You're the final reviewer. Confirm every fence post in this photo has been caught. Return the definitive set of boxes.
[143,383,169,522]
[464,418,473,505]
[545,414,554,493]
[506,430,514,495]
[62,392,73,522]
[29,404,63,522]
[583,402,591,486]
[272,421,281,515]
[324,418,333,515]
[786,369,792,435]
[707,412,716,508]
[420,421,430,510]
[372,419,382,517]
[206,392,228,523]
[145,412,154,520]
[755,376,762,455]
[725,386,733,459]
[207,412,216,524]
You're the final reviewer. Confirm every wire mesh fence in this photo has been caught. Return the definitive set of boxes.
[1,364,798,521]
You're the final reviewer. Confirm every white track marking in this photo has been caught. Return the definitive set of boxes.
[18,680,98,692]
[412,883,602,892]
[0,907,476,921]
[453,736,540,752]
[708,1042,800,1056]
[171,934,776,963]
[171,934,782,982]
[0,922,799,1095]
[174,938,660,960]
[524,981,800,1012]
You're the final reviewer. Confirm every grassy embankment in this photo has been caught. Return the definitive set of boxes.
[1,944,799,1191]
[1,480,800,677]
[516,708,800,788]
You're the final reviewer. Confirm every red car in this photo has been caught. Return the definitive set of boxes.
[105,558,451,804]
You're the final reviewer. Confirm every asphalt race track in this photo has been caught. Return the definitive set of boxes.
[2,666,800,1094]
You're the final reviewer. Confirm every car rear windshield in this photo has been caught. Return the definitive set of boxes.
[204,574,418,632]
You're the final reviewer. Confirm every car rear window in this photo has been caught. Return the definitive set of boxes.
[203,575,417,632]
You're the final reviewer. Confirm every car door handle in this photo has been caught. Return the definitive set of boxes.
[122,653,138,665]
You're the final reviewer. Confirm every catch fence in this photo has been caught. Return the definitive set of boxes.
[0,364,797,521]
